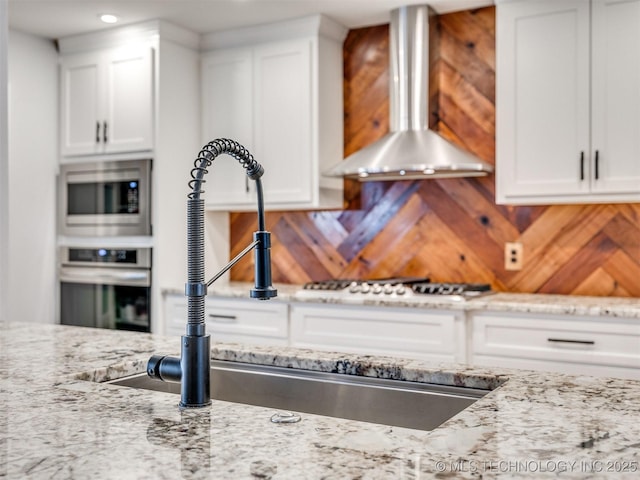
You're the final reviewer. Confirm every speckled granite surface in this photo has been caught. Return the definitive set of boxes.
[470,293,640,318]
[195,282,640,319]
[2,322,640,479]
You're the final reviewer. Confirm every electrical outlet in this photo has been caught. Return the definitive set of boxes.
[505,242,523,271]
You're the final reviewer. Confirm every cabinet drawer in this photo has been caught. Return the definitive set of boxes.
[472,313,640,369]
[205,297,288,341]
[290,303,463,362]
[164,295,288,344]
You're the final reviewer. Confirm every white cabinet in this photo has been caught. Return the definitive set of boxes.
[471,312,640,380]
[60,44,154,157]
[200,15,346,211]
[164,294,289,346]
[166,291,640,380]
[496,0,640,204]
[164,294,189,337]
[205,297,289,345]
[591,0,640,195]
[201,48,254,206]
[252,40,314,206]
[290,302,465,362]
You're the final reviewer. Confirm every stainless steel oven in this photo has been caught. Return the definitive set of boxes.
[59,247,151,332]
[59,159,151,236]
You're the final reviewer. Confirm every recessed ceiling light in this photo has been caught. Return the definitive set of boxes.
[100,14,119,24]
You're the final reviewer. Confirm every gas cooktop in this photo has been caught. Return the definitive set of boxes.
[295,277,493,302]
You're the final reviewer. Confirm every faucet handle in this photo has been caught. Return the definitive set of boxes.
[147,355,181,383]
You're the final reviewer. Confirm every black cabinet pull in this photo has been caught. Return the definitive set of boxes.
[580,151,584,180]
[208,313,237,323]
[548,338,595,346]
[96,122,100,143]
[594,150,599,180]
[103,121,108,144]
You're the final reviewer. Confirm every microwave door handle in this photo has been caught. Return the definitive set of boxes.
[60,269,150,287]
[66,169,140,184]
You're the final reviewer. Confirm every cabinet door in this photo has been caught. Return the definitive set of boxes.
[497,0,590,203]
[591,0,640,194]
[60,52,102,156]
[103,46,154,153]
[61,46,154,157]
[201,49,254,207]
[253,39,314,205]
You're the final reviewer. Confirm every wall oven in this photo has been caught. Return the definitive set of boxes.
[59,247,151,332]
[59,159,151,236]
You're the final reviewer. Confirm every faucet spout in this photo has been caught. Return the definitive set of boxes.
[147,139,277,409]
[251,231,277,300]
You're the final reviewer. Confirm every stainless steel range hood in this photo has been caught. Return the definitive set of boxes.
[325,4,493,181]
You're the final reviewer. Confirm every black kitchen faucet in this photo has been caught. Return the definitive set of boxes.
[146,139,277,408]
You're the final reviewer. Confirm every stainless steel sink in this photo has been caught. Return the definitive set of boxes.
[107,360,488,431]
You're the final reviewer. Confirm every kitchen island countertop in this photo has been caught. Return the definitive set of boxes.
[1,321,639,479]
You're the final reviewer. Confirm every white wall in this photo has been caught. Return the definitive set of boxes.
[153,38,193,334]
[152,37,232,335]
[153,37,201,334]
[7,30,58,323]
[0,3,8,322]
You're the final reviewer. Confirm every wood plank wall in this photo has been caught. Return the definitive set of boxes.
[230,7,640,297]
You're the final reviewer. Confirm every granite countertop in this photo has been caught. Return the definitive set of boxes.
[2,322,640,479]
[195,282,640,319]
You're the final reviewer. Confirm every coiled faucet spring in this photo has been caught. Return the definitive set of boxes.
[188,138,264,200]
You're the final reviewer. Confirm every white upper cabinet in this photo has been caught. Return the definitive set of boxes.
[201,15,346,211]
[591,0,640,194]
[253,40,314,206]
[60,44,154,157]
[201,48,254,205]
[497,0,640,204]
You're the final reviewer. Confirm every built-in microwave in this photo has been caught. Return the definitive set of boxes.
[58,159,151,236]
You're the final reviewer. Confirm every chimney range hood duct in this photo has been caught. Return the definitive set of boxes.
[325,4,493,181]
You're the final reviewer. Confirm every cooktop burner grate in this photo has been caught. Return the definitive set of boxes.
[411,282,492,296]
[298,278,492,301]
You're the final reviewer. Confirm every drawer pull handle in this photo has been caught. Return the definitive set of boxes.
[208,313,237,323]
[547,338,595,346]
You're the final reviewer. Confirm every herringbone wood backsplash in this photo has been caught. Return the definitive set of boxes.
[230,7,640,296]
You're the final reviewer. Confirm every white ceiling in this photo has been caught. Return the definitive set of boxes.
[8,0,494,40]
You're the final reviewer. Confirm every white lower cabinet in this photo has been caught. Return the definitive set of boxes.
[164,294,288,346]
[164,293,640,380]
[471,312,640,380]
[290,303,465,362]
[164,294,188,337]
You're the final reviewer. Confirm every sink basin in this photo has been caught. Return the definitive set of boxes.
[107,360,488,431]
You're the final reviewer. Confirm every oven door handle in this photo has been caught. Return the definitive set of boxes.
[60,267,150,287]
